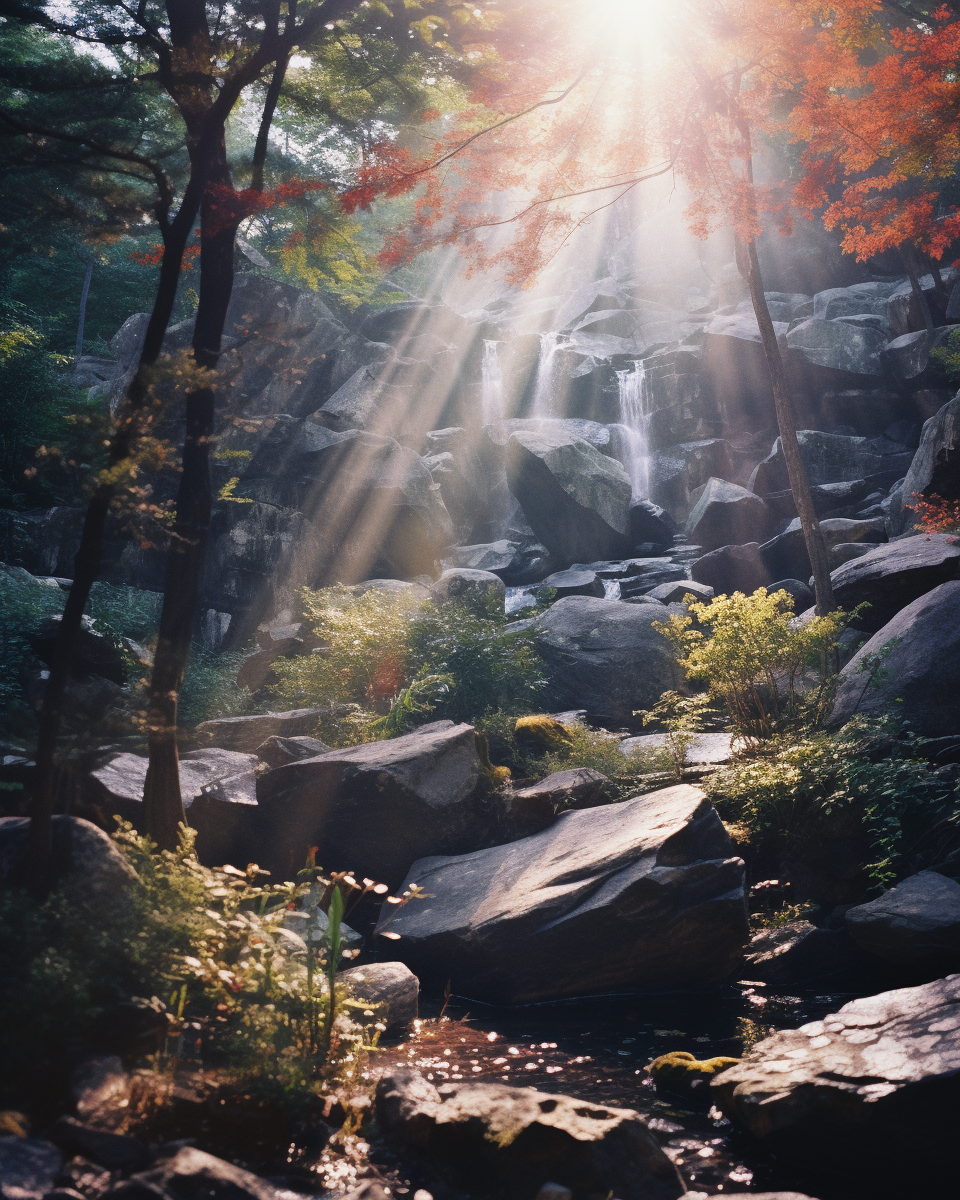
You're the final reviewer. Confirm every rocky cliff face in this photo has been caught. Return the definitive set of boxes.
[4,258,958,639]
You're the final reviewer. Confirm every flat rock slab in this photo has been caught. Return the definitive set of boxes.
[374,784,747,1004]
[375,1068,682,1200]
[195,708,328,752]
[620,732,737,766]
[712,974,960,1179]
[106,1147,278,1200]
[256,720,487,888]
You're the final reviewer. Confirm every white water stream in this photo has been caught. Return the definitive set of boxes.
[530,331,565,417]
[481,339,504,425]
[616,360,651,501]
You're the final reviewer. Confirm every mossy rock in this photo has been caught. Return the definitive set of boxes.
[648,1051,740,1101]
[514,715,574,753]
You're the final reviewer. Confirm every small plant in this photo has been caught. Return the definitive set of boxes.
[905,492,960,536]
[656,588,850,744]
[541,722,671,797]
[705,716,960,885]
[635,691,719,779]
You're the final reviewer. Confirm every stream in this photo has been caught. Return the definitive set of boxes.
[314,984,896,1200]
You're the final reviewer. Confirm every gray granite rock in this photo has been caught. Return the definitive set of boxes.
[845,872,960,966]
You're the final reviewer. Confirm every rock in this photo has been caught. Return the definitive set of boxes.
[827,542,874,570]
[338,962,419,1032]
[196,709,327,752]
[645,580,714,604]
[742,922,897,991]
[785,318,885,376]
[830,581,960,735]
[505,428,632,562]
[106,1147,278,1200]
[431,568,505,608]
[0,1138,61,1200]
[768,578,814,610]
[844,872,960,967]
[69,1056,129,1124]
[539,568,605,599]
[256,721,488,888]
[88,749,258,866]
[374,784,747,1004]
[750,430,911,493]
[628,499,678,549]
[312,364,407,433]
[0,816,138,902]
[691,543,772,596]
[813,283,891,321]
[374,1069,683,1200]
[830,534,960,631]
[619,732,736,768]
[891,390,960,534]
[27,616,130,686]
[760,478,878,520]
[503,768,610,837]
[685,478,776,552]
[254,735,331,768]
[532,597,686,724]
[48,1120,144,1172]
[711,975,960,1180]
[443,539,556,586]
[422,451,486,545]
[513,715,574,753]
[759,516,886,582]
[648,1052,740,1101]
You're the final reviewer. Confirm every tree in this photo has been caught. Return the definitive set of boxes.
[2,0,503,873]
[340,0,838,611]
[790,1,960,324]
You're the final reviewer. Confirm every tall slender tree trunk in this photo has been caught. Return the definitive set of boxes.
[74,251,94,363]
[901,245,935,333]
[142,139,237,849]
[25,192,201,886]
[736,234,836,614]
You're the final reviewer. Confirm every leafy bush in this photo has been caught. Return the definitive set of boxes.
[0,825,375,1110]
[0,568,64,730]
[541,723,671,796]
[656,588,849,743]
[179,646,254,726]
[705,717,960,885]
[905,492,960,535]
[270,586,547,738]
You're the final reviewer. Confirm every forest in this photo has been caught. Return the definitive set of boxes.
[1,2,959,1198]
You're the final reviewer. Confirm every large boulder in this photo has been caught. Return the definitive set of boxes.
[785,318,885,376]
[374,1069,683,1200]
[844,871,960,967]
[88,749,258,866]
[502,767,609,837]
[539,568,605,599]
[830,534,960,631]
[830,581,960,735]
[373,784,747,1004]
[759,516,886,582]
[531,596,686,724]
[443,539,556,585]
[891,390,960,534]
[684,478,776,551]
[0,1138,62,1200]
[506,428,632,562]
[750,430,911,493]
[255,721,488,888]
[0,816,138,903]
[431,567,505,608]
[691,542,772,596]
[311,364,408,434]
[711,975,960,1181]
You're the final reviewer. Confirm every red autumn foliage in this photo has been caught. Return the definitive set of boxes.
[906,492,960,536]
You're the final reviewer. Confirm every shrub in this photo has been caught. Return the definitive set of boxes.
[656,588,849,743]
[704,717,960,885]
[0,569,64,731]
[0,824,376,1111]
[270,586,547,736]
[541,723,670,796]
[905,492,960,536]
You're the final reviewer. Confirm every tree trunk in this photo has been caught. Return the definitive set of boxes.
[736,234,837,614]
[74,253,94,362]
[142,138,237,850]
[25,193,201,887]
[901,244,934,333]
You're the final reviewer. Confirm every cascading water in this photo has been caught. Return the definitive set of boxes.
[530,331,563,417]
[616,360,651,501]
[481,339,504,425]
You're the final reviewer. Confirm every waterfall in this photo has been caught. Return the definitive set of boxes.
[481,339,504,425]
[616,360,651,501]
[531,331,563,417]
